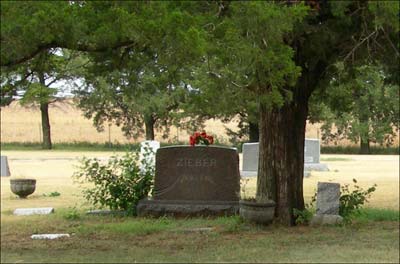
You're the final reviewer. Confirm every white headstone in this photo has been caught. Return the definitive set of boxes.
[240,139,328,177]
[1,156,11,177]
[14,207,54,216]
[31,234,70,240]
[139,140,160,172]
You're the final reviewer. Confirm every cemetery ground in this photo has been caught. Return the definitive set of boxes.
[1,151,399,263]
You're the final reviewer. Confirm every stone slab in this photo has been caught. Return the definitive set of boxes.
[31,234,70,240]
[137,199,239,217]
[14,207,54,216]
[240,170,258,177]
[304,163,329,172]
[1,156,11,177]
[316,182,340,215]
[86,210,128,216]
[310,214,343,225]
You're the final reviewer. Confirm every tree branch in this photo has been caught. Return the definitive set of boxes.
[343,30,378,62]
[1,40,136,67]
[380,27,400,58]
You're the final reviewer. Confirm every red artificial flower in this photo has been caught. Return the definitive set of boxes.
[189,135,195,146]
[189,131,214,146]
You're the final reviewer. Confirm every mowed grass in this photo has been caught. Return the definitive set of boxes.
[1,151,399,263]
[1,212,399,263]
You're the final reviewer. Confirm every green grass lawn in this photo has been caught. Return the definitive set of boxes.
[1,152,399,263]
[1,208,399,263]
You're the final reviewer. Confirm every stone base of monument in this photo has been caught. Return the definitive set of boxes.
[240,170,257,177]
[137,198,239,217]
[304,163,329,172]
[310,214,343,225]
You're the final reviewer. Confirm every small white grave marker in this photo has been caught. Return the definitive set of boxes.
[139,140,160,172]
[31,234,70,240]
[14,207,54,216]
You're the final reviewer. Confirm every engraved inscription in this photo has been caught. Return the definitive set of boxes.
[176,158,217,167]
[179,174,216,185]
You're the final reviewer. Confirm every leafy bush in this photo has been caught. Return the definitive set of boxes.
[293,192,316,225]
[339,179,377,220]
[63,206,81,221]
[73,148,155,215]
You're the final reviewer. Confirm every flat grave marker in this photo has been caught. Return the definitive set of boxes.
[14,207,54,216]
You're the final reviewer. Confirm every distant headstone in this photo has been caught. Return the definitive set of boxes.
[304,139,320,163]
[137,145,240,217]
[241,143,258,177]
[311,182,343,225]
[14,207,54,216]
[31,234,70,240]
[240,138,328,177]
[1,156,11,177]
[304,139,329,172]
[139,140,160,172]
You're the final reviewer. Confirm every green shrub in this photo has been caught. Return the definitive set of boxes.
[339,179,377,220]
[293,192,316,225]
[63,206,81,221]
[73,148,154,215]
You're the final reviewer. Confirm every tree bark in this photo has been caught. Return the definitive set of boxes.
[40,102,52,149]
[38,71,52,149]
[256,98,308,226]
[359,138,370,154]
[249,121,259,142]
[144,115,155,140]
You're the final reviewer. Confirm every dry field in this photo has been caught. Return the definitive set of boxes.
[1,100,360,145]
[0,151,398,213]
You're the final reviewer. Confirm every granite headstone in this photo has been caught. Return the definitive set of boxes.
[311,182,343,225]
[137,145,240,217]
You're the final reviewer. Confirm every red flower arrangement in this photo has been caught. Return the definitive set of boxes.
[189,131,214,146]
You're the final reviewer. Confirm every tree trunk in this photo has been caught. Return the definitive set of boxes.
[144,115,155,140]
[249,121,259,142]
[359,138,370,154]
[256,99,308,226]
[38,71,52,150]
[40,102,52,149]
